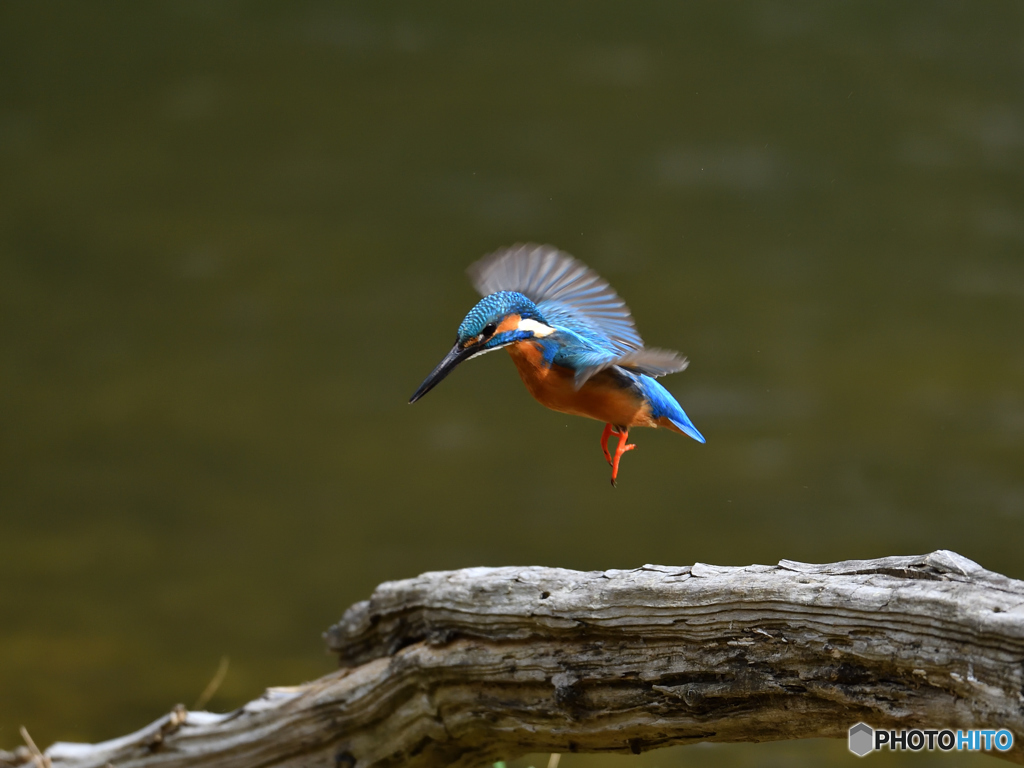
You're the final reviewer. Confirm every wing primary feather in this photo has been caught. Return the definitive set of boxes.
[573,348,689,389]
[613,348,690,377]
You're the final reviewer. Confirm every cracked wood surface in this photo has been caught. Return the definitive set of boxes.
[4,550,1023,767]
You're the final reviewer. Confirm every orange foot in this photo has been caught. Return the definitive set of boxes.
[609,427,636,487]
[600,423,615,465]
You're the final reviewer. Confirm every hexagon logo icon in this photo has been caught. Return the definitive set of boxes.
[849,722,874,757]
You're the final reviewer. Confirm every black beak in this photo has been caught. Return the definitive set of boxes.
[409,342,474,404]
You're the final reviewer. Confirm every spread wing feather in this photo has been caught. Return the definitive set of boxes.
[468,244,643,353]
[613,348,690,377]
[574,348,689,388]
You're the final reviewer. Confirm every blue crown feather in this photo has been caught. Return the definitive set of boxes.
[457,291,542,342]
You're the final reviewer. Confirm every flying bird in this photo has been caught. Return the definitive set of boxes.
[409,244,705,484]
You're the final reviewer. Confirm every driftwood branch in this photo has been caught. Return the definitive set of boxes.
[4,550,1023,767]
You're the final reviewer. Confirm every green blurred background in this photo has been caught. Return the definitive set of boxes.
[1,2,1022,765]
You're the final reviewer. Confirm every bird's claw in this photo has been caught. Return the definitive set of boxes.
[609,438,636,487]
[600,423,615,465]
[602,424,636,485]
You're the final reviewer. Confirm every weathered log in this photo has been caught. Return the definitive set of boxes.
[4,550,1023,767]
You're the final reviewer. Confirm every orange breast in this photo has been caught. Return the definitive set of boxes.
[506,340,657,429]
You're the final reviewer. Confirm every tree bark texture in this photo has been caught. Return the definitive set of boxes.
[4,550,1023,768]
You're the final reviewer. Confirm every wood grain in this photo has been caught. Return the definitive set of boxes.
[4,550,1022,767]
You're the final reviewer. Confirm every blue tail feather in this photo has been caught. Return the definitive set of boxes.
[638,375,705,444]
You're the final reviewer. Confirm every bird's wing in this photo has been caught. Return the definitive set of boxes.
[613,348,690,377]
[468,244,643,353]
[532,329,688,389]
[574,347,689,388]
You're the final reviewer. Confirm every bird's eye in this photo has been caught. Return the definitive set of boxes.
[482,322,498,337]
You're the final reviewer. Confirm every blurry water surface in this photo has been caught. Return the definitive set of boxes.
[1,3,1022,765]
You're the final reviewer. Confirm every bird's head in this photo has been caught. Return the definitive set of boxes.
[409,291,554,403]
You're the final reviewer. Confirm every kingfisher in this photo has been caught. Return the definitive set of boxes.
[409,244,705,485]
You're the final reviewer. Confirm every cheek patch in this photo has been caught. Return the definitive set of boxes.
[495,314,522,334]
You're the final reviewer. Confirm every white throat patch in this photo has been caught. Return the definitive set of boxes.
[466,345,503,361]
